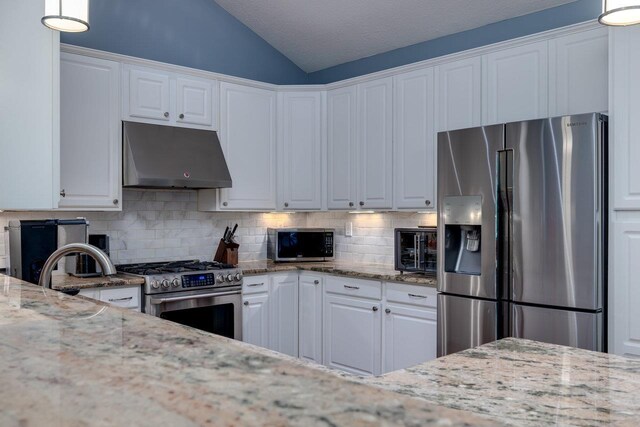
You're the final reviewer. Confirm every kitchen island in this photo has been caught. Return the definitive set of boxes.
[1,273,639,426]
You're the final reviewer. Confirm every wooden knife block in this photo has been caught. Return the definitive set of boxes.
[214,239,239,266]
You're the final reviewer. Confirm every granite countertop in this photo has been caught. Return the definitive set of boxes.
[0,273,496,426]
[239,260,437,287]
[50,273,145,292]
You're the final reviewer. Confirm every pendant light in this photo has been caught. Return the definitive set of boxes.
[41,0,90,32]
[599,0,640,26]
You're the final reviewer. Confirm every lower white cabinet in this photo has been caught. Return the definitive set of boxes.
[298,273,323,364]
[78,285,141,311]
[324,292,382,376]
[383,303,437,372]
[268,273,299,357]
[242,292,270,348]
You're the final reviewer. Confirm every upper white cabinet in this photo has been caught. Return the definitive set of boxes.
[393,68,436,210]
[277,91,323,210]
[436,56,482,131]
[123,65,217,129]
[0,0,59,210]
[298,273,323,364]
[327,86,359,210]
[219,82,277,211]
[59,53,121,210]
[358,77,394,210]
[483,41,549,125]
[268,273,299,357]
[549,27,609,117]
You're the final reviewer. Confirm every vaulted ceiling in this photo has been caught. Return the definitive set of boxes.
[214,0,578,72]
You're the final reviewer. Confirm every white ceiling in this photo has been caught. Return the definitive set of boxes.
[214,0,578,72]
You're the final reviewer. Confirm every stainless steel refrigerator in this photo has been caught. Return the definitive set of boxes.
[436,113,607,356]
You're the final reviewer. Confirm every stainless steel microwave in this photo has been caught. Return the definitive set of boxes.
[267,228,334,262]
[394,227,437,274]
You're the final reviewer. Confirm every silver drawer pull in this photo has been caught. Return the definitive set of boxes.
[408,293,427,299]
[344,285,360,290]
[108,296,133,302]
[247,283,264,287]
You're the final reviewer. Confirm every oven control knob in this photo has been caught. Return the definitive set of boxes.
[216,274,224,284]
[161,279,170,289]
[172,278,180,287]
[234,272,243,282]
[150,280,160,289]
[225,274,233,283]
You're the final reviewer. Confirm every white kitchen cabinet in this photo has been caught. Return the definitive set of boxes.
[436,56,482,131]
[549,27,608,117]
[483,41,549,125]
[298,273,323,364]
[0,0,59,210]
[59,53,121,210]
[383,303,437,373]
[218,82,277,211]
[78,285,141,311]
[277,91,323,210]
[242,292,270,348]
[393,68,436,210]
[358,77,393,210]
[268,273,299,357]
[327,85,359,210]
[124,65,216,129]
[323,293,382,376]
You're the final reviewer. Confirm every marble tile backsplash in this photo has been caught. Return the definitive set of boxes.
[0,190,436,269]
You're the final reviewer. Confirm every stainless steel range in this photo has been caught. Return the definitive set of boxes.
[117,260,243,340]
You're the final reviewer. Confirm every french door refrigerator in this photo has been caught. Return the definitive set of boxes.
[436,113,607,357]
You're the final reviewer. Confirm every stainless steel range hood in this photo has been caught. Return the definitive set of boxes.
[123,121,232,189]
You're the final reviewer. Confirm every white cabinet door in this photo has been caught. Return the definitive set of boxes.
[127,67,171,121]
[393,68,436,210]
[268,273,299,357]
[549,27,609,117]
[278,91,323,210]
[383,303,437,373]
[327,86,358,210]
[358,77,393,210]
[242,292,269,348]
[483,41,548,125]
[323,293,382,376]
[176,77,214,127]
[59,53,121,210]
[298,273,323,364]
[219,82,277,210]
[436,56,482,131]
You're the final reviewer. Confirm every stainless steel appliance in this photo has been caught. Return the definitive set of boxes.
[437,113,607,356]
[122,121,232,189]
[7,219,89,284]
[117,260,243,340]
[267,228,334,262]
[394,228,437,275]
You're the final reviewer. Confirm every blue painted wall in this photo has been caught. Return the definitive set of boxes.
[308,0,602,84]
[61,0,308,85]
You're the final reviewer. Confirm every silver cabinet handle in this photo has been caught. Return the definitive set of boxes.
[243,301,249,306]
[164,112,169,118]
[223,202,228,207]
[313,280,320,285]
[60,189,66,197]
[359,201,365,206]
[284,202,289,208]
[385,308,391,314]
[113,199,118,205]
[108,296,133,302]
[372,306,378,312]
[247,282,264,287]
[150,290,240,305]
[344,285,360,290]
[408,293,427,299]
[425,200,431,206]
[349,202,354,207]
[179,113,185,119]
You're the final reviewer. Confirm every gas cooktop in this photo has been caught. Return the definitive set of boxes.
[116,260,235,275]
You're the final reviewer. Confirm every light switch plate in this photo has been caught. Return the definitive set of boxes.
[345,222,353,237]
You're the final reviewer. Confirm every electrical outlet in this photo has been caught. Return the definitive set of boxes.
[345,222,353,237]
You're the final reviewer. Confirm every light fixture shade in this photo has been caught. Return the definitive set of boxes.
[599,0,640,26]
[42,0,90,32]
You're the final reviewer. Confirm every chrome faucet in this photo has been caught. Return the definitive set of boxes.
[38,243,117,289]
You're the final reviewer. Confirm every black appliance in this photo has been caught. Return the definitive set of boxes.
[394,227,437,275]
[267,228,334,262]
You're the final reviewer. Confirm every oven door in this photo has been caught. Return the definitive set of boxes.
[146,288,242,340]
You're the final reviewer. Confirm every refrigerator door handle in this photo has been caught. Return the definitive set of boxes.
[497,150,513,304]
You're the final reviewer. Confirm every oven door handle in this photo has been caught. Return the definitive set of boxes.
[150,290,241,305]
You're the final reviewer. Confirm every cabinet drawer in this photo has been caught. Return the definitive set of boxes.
[243,275,269,295]
[99,286,140,310]
[325,276,382,300]
[385,282,437,308]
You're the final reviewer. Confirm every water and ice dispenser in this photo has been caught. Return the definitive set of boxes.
[443,196,482,276]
